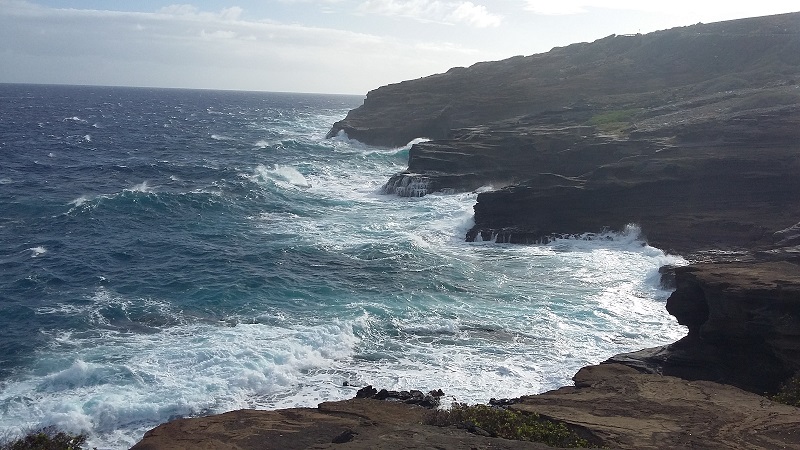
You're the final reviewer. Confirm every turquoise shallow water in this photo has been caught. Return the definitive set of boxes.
[0,84,686,448]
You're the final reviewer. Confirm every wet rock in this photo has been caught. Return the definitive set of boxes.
[354,386,443,408]
[489,397,519,407]
[355,385,378,398]
[657,265,677,289]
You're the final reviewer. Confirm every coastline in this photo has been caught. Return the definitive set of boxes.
[130,260,800,449]
[133,12,800,449]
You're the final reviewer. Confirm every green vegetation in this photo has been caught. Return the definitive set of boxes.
[587,108,640,134]
[0,428,90,450]
[771,372,800,407]
[426,403,596,448]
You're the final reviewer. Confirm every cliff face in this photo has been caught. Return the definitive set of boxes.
[463,96,800,253]
[609,261,800,394]
[328,13,800,148]
[334,14,800,257]
[333,15,800,260]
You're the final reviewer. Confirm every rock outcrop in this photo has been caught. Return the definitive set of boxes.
[513,363,800,449]
[130,398,557,450]
[464,98,800,254]
[608,261,800,394]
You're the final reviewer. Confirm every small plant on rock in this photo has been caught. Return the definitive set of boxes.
[0,427,90,450]
[426,403,596,448]
[771,372,800,407]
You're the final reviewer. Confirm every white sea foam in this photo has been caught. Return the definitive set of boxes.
[29,246,47,257]
[251,164,311,189]
[2,289,362,449]
[328,129,364,147]
[404,137,430,147]
[70,195,92,207]
[83,134,91,142]
[128,181,151,193]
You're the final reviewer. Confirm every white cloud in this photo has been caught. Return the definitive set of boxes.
[157,4,200,16]
[0,1,493,93]
[357,0,502,27]
[523,0,800,17]
[157,4,244,21]
[447,2,501,27]
[200,29,238,40]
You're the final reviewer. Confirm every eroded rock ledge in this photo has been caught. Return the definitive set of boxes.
[609,261,800,395]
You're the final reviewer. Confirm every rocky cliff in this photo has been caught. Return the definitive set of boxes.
[329,12,800,149]
[330,13,800,257]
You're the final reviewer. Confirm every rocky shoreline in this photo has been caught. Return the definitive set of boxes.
[131,264,800,449]
[133,12,800,449]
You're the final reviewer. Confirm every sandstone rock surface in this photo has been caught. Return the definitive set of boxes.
[130,399,553,450]
[514,364,800,449]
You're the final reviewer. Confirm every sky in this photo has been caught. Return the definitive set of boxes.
[0,1,798,94]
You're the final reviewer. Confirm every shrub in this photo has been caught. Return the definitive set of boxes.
[587,109,640,134]
[771,372,800,407]
[426,403,595,448]
[0,427,89,450]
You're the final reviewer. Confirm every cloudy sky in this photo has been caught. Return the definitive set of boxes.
[1,1,797,94]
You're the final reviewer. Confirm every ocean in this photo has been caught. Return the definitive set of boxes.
[0,84,685,449]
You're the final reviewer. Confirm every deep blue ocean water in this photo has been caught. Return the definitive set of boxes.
[0,84,686,448]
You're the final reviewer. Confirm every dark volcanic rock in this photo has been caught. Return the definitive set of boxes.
[466,125,800,254]
[355,385,443,408]
[607,261,800,394]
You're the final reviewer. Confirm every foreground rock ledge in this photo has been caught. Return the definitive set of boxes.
[131,364,800,449]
